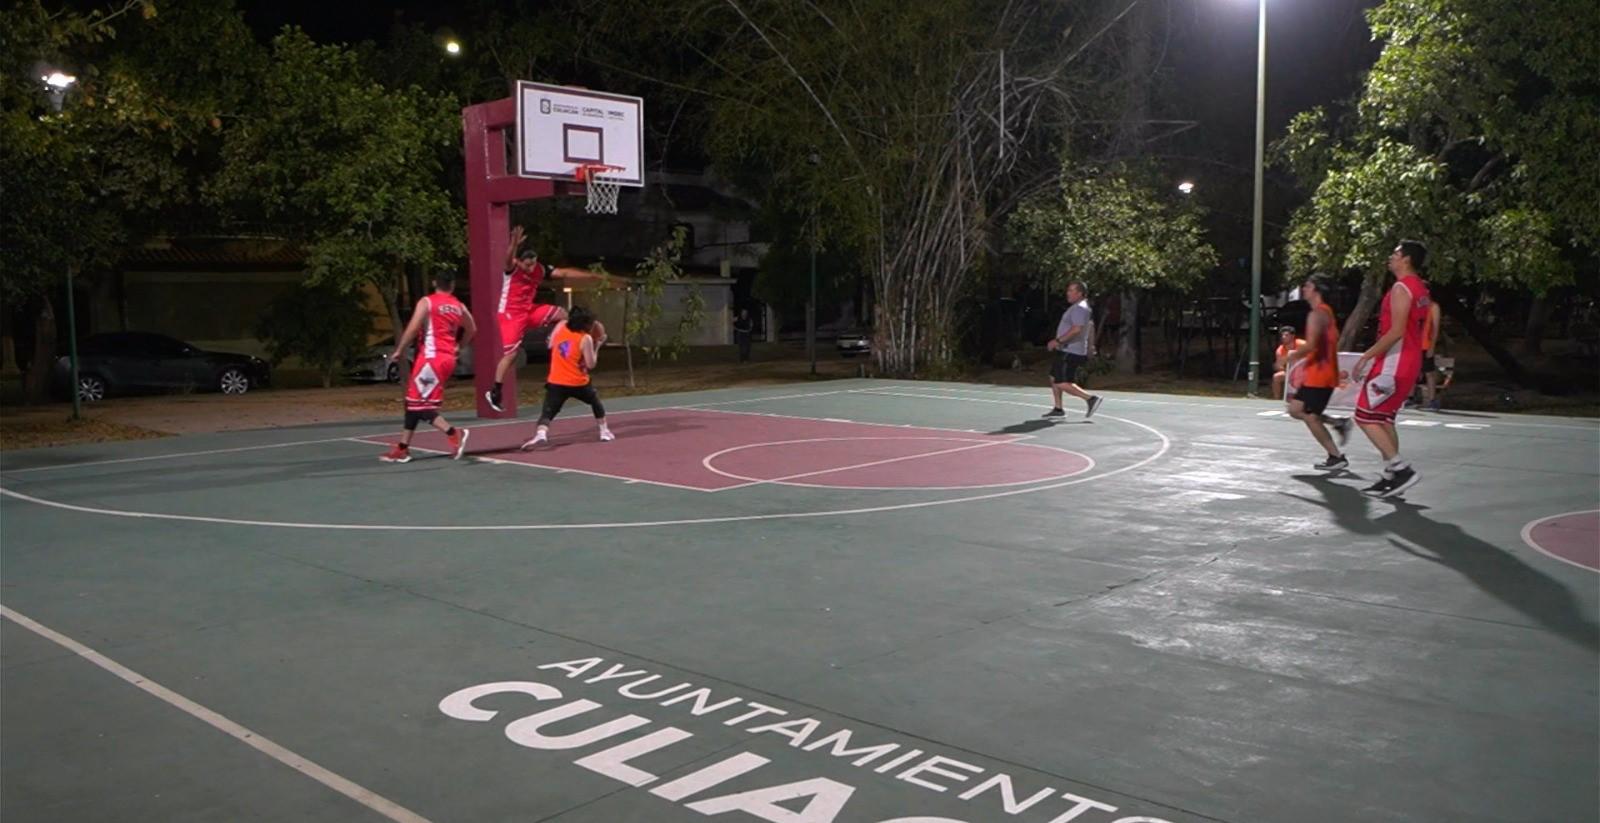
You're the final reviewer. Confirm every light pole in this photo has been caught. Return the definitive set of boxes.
[1246,0,1267,396]
[807,152,820,376]
[44,71,82,420]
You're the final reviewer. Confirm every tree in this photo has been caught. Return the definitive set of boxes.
[254,284,372,387]
[576,0,1157,376]
[1275,0,1600,386]
[209,29,463,339]
[1013,163,1218,371]
[615,226,707,387]
[0,0,258,402]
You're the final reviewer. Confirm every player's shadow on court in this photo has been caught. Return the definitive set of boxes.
[1286,475,1599,652]
[988,419,1089,435]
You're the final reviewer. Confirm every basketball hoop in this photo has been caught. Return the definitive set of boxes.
[574,164,623,215]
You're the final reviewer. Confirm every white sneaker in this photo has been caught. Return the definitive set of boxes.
[520,430,548,450]
[599,428,615,442]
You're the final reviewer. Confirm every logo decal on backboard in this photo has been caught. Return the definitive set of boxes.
[540,98,551,114]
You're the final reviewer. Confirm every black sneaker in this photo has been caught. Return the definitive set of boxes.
[1330,416,1351,447]
[1361,476,1395,498]
[1043,407,1066,418]
[485,389,504,412]
[1085,396,1104,420]
[1314,454,1349,471]
[1380,465,1421,498]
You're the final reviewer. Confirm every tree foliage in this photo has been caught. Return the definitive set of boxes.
[254,283,372,388]
[579,0,1151,375]
[208,29,464,334]
[1014,163,1218,294]
[1276,0,1599,296]
[622,225,706,366]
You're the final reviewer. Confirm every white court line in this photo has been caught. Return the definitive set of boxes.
[371,438,720,494]
[705,436,1019,490]
[0,604,432,823]
[0,389,857,476]
[897,383,1600,431]
[1520,508,1600,574]
[0,407,1170,531]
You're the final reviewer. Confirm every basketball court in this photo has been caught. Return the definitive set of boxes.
[2,379,1596,823]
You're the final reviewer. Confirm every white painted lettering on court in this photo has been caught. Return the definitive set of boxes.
[439,658,1179,823]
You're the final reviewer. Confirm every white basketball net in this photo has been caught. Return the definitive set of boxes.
[585,168,621,215]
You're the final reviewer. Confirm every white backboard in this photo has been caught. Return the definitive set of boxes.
[515,81,644,187]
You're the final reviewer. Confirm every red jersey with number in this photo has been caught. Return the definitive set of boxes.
[498,261,552,319]
[419,292,467,360]
[1372,274,1430,378]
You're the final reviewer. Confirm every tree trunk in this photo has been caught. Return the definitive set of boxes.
[24,294,58,405]
[1116,289,1138,375]
[378,273,405,344]
[1522,294,1550,356]
[322,369,333,389]
[1338,270,1386,351]
[1433,283,1539,390]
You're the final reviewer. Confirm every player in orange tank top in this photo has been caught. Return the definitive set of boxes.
[520,306,612,449]
[1284,274,1352,471]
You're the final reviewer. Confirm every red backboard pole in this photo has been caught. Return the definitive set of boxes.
[463,97,557,419]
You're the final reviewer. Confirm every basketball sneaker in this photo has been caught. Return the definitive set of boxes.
[485,388,504,412]
[1380,465,1420,498]
[520,429,548,450]
[1085,396,1104,419]
[1314,454,1349,471]
[449,428,470,459]
[379,444,412,463]
[599,427,615,442]
[1360,476,1393,497]
[1043,407,1066,418]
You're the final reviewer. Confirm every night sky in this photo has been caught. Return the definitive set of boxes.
[239,0,1383,269]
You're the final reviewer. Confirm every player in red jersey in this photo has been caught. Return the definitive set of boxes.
[380,271,477,463]
[485,225,611,411]
[1351,240,1432,498]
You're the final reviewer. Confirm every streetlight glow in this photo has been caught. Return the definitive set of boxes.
[42,71,76,89]
[1178,181,1196,195]
[444,40,462,55]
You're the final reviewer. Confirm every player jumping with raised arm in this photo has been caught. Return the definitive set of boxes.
[381,270,477,463]
[1351,240,1433,498]
[520,307,611,449]
[486,225,611,412]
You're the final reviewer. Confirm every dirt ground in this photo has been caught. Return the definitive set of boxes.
[0,352,868,450]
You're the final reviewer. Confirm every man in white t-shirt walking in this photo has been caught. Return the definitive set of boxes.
[1044,280,1104,420]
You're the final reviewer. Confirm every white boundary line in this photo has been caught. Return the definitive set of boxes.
[0,406,1170,531]
[703,436,1094,492]
[1519,508,1600,574]
[0,390,858,477]
[0,604,433,823]
[896,383,1600,431]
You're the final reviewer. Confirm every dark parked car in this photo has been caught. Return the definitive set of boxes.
[54,332,271,402]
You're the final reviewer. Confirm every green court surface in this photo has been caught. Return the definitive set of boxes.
[2,379,1596,823]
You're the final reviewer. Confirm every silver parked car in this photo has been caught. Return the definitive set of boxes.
[345,337,525,383]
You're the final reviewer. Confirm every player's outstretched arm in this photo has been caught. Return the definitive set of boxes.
[504,226,525,272]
